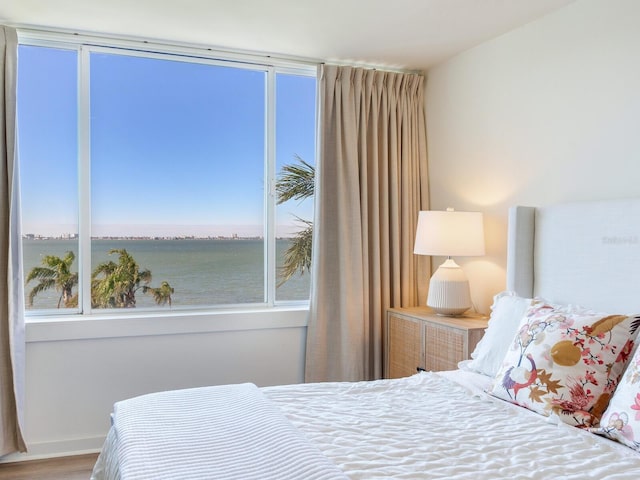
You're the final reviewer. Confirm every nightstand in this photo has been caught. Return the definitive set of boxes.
[384,306,488,378]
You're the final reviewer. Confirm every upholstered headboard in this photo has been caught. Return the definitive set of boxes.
[506,198,640,313]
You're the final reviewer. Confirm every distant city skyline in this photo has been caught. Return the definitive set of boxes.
[23,233,268,241]
[22,222,304,238]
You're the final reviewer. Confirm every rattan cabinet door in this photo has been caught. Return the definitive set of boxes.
[423,322,466,371]
[423,318,486,371]
[386,312,423,378]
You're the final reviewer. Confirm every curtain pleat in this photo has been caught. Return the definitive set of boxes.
[305,65,429,383]
[0,25,27,456]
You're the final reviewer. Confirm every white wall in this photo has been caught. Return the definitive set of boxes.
[9,309,307,461]
[425,0,640,313]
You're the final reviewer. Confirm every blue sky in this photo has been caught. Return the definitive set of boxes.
[18,45,316,237]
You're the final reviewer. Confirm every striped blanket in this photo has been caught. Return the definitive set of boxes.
[111,383,347,480]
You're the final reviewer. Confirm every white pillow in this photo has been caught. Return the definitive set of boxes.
[463,291,531,377]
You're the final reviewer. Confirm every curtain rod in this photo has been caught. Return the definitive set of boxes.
[14,23,319,69]
[12,23,421,75]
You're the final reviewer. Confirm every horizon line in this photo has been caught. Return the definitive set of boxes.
[22,234,300,240]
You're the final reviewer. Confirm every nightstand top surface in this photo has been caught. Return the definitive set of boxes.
[388,306,488,329]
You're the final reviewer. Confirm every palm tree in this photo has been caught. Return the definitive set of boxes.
[27,248,174,309]
[25,251,78,308]
[144,281,175,307]
[91,248,154,308]
[276,155,314,285]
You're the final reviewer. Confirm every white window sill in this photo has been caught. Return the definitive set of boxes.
[25,305,310,343]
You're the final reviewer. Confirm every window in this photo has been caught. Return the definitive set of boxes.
[18,36,316,315]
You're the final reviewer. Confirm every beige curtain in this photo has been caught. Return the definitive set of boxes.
[305,65,429,383]
[0,25,26,456]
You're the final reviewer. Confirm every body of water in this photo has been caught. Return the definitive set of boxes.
[23,238,310,310]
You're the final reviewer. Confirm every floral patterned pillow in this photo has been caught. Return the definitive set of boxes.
[489,299,639,428]
[594,344,640,451]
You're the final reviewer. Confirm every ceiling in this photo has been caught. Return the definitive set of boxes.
[1,0,575,70]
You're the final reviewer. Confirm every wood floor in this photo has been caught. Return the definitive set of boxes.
[0,453,99,480]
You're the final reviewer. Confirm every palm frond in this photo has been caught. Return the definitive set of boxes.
[27,279,55,306]
[145,281,174,307]
[276,155,315,204]
[138,268,152,285]
[278,220,313,286]
[91,260,117,279]
[25,266,56,283]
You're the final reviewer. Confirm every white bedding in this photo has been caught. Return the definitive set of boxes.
[265,371,640,479]
[93,371,640,479]
[94,383,347,480]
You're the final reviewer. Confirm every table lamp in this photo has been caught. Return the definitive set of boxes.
[413,208,485,316]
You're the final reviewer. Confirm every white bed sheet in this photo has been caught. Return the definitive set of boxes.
[93,371,640,479]
[264,371,640,479]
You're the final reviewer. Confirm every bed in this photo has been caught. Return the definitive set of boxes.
[91,198,640,479]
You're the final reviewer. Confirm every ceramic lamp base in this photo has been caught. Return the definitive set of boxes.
[426,258,472,316]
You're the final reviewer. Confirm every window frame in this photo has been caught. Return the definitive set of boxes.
[18,29,317,320]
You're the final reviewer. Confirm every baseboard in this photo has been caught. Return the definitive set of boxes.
[0,435,104,463]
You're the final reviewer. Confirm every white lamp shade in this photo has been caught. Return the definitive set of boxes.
[413,210,485,257]
[413,209,485,315]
